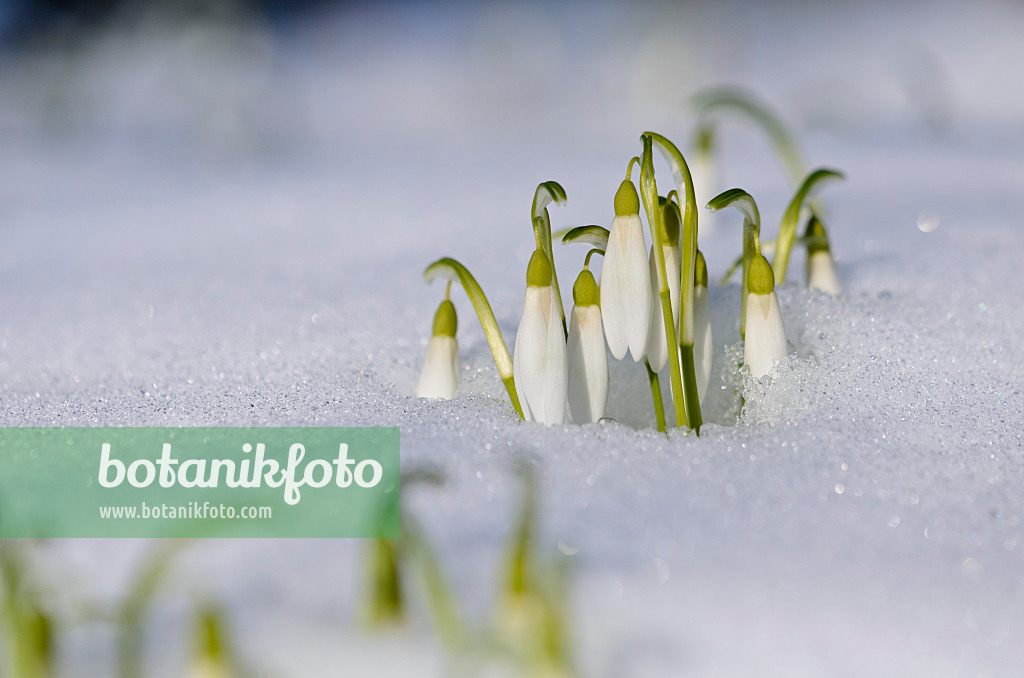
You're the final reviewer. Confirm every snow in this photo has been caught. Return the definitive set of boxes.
[2,1,1023,676]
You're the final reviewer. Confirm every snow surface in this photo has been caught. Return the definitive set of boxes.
[2,1,1024,676]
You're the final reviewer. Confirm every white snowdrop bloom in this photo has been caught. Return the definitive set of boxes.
[416,299,458,399]
[567,269,608,424]
[805,217,843,296]
[601,179,652,362]
[744,254,789,379]
[693,250,713,402]
[513,249,568,425]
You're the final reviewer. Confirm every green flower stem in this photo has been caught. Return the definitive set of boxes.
[693,87,807,186]
[773,168,844,284]
[645,360,667,433]
[640,134,687,431]
[424,257,524,419]
[532,181,568,338]
[646,132,703,432]
[707,188,761,340]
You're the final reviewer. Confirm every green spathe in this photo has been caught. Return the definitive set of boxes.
[572,269,600,307]
[748,255,775,295]
[526,249,553,288]
[614,180,640,217]
[432,299,457,337]
[661,199,681,246]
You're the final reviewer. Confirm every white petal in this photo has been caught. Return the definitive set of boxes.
[416,335,459,399]
[744,291,789,379]
[513,285,566,425]
[807,250,843,296]
[624,217,652,362]
[600,214,632,360]
[568,305,609,424]
[693,284,713,402]
[646,244,681,372]
[539,291,568,425]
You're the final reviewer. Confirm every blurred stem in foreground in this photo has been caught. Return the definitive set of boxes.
[0,542,54,678]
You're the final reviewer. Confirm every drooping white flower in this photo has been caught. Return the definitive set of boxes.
[567,269,608,424]
[805,216,842,296]
[744,254,789,379]
[601,179,652,362]
[416,298,459,399]
[513,249,568,425]
[693,250,713,402]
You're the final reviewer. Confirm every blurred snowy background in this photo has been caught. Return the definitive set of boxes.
[1,0,1023,676]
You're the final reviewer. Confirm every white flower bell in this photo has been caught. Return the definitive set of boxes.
[601,179,652,362]
[693,250,713,402]
[567,268,608,424]
[744,254,789,379]
[416,298,459,399]
[646,200,682,372]
[513,249,568,425]
[805,216,842,296]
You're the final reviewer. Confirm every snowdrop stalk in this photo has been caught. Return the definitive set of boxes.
[424,257,524,419]
[416,287,458,399]
[646,197,682,373]
[513,249,568,425]
[744,253,789,378]
[693,250,713,402]
[188,607,236,678]
[567,253,609,424]
[805,215,843,295]
[531,181,569,337]
[646,132,704,431]
[706,188,761,339]
[772,168,844,285]
[601,158,652,363]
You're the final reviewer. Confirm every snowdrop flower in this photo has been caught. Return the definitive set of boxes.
[513,249,568,425]
[744,254,789,379]
[601,178,652,362]
[567,267,608,424]
[693,250,713,402]
[805,215,842,296]
[646,200,681,372]
[416,297,459,399]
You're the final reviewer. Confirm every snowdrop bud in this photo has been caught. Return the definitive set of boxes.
[513,249,568,425]
[567,269,608,424]
[693,251,713,402]
[416,299,459,399]
[744,255,789,379]
[645,242,681,372]
[602,180,652,362]
[805,216,842,296]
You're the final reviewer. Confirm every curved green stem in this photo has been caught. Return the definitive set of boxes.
[692,87,807,186]
[645,361,666,433]
[773,168,844,284]
[646,131,703,432]
[640,134,687,431]
[424,257,524,419]
[707,189,761,339]
[532,181,568,338]
[560,225,609,250]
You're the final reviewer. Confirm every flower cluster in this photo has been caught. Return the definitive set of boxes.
[417,101,844,431]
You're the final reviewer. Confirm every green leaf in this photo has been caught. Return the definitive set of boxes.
[773,168,844,284]
[706,188,761,229]
[424,257,524,419]
[560,225,609,250]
